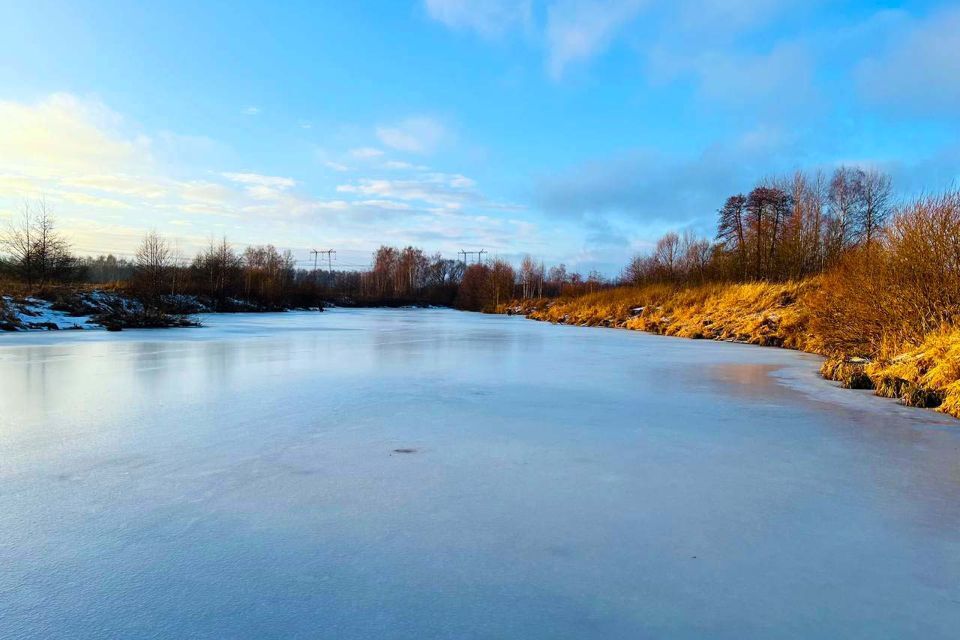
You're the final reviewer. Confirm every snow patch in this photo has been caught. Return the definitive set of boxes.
[1,296,98,331]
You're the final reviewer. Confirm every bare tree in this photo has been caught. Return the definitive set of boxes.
[827,166,864,255]
[1,203,35,286]
[681,230,711,283]
[717,194,748,279]
[519,255,541,299]
[745,186,790,279]
[654,232,681,280]
[33,199,73,285]
[134,230,171,311]
[1,198,74,287]
[857,168,893,247]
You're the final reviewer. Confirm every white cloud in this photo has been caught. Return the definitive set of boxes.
[423,0,532,38]
[242,106,261,116]
[856,6,960,113]
[426,0,802,83]
[221,173,297,202]
[383,160,431,171]
[376,116,448,154]
[545,0,646,79]
[221,172,296,189]
[0,174,42,195]
[62,174,168,199]
[0,93,151,175]
[0,92,532,258]
[350,147,385,159]
[56,191,133,209]
[179,181,236,206]
[357,199,412,211]
[649,40,815,112]
[336,172,478,209]
[424,0,647,78]
[324,161,350,172]
[672,0,802,35]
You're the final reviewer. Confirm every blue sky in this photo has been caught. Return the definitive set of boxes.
[1,0,958,273]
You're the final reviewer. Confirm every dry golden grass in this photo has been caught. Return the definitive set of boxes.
[864,329,960,416]
[507,280,818,349]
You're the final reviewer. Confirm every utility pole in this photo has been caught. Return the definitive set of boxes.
[477,249,487,264]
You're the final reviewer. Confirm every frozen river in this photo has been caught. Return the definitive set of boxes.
[1,308,958,638]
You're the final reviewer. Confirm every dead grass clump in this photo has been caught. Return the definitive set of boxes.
[820,357,874,389]
[866,329,960,415]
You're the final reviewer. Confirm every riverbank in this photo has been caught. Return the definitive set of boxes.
[0,286,449,332]
[0,289,204,331]
[499,280,960,420]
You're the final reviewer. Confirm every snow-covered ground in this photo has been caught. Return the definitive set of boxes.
[0,291,153,331]
[1,295,98,330]
[1,309,958,639]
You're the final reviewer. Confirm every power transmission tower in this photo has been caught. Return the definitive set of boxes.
[319,249,336,272]
[459,249,486,265]
[310,249,321,284]
[311,249,336,271]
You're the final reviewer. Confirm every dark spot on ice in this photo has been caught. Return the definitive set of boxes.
[393,448,417,454]
[546,545,574,558]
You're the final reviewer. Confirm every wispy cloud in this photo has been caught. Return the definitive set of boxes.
[222,172,297,201]
[423,0,532,38]
[671,0,803,35]
[350,147,385,159]
[648,39,816,114]
[0,93,533,258]
[383,160,429,171]
[242,106,261,116]
[0,93,152,175]
[376,116,449,154]
[545,0,646,79]
[221,172,296,189]
[337,172,477,210]
[855,6,960,114]
[423,0,648,79]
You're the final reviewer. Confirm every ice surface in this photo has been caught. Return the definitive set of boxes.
[1,309,958,639]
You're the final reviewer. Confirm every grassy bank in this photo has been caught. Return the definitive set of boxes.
[499,279,960,420]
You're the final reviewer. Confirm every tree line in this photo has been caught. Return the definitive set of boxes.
[0,203,605,312]
[2,164,907,315]
[624,166,893,286]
